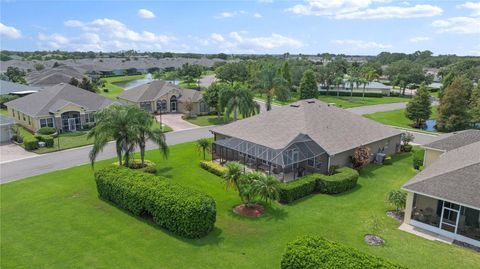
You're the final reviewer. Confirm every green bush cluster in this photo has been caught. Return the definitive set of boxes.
[35,135,54,147]
[281,236,405,269]
[95,166,216,239]
[278,167,359,204]
[37,127,56,135]
[413,149,425,170]
[383,155,393,165]
[113,159,157,174]
[319,91,384,98]
[23,136,39,150]
[200,161,227,177]
[401,144,413,152]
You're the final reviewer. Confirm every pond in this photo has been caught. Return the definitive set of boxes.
[113,74,180,90]
[422,119,437,132]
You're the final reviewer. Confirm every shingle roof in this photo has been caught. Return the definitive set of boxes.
[423,129,480,152]
[0,80,43,95]
[212,99,403,154]
[5,83,114,117]
[403,141,480,209]
[117,79,203,103]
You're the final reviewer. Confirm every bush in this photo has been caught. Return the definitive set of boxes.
[281,236,405,269]
[200,161,227,177]
[35,135,54,147]
[315,167,359,194]
[386,190,407,212]
[413,149,424,169]
[95,166,216,238]
[383,155,393,165]
[278,176,317,204]
[37,127,56,135]
[23,136,39,150]
[113,159,157,174]
[401,144,412,152]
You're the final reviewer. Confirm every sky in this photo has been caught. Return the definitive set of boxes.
[0,0,479,55]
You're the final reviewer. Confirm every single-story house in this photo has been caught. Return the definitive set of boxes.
[117,79,209,116]
[211,99,403,181]
[0,80,44,96]
[5,83,114,132]
[319,81,392,96]
[422,130,480,167]
[403,138,480,248]
[0,115,15,143]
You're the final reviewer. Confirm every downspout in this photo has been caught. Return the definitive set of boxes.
[327,154,333,174]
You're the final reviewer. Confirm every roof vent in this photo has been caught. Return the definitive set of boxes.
[290,104,300,108]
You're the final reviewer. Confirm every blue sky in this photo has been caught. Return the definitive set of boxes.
[1,0,479,55]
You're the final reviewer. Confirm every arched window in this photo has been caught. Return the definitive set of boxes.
[170,95,177,112]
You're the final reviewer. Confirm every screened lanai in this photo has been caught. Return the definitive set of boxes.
[212,134,327,181]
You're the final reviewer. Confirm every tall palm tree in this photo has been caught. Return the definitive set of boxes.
[359,78,369,100]
[254,65,289,111]
[130,106,168,167]
[333,76,344,98]
[196,138,211,160]
[223,161,243,190]
[220,83,258,121]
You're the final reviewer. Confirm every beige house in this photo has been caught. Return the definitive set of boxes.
[117,80,209,116]
[211,99,403,181]
[5,83,114,132]
[402,131,480,248]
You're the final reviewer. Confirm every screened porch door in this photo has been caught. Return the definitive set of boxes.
[68,118,77,131]
[440,201,461,233]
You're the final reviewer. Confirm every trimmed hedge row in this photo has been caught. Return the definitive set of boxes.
[319,91,385,98]
[23,136,39,150]
[35,135,54,147]
[281,236,405,269]
[37,127,56,135]
[95,166,216,239]
[200,161,227,177]
[278,167,359,204]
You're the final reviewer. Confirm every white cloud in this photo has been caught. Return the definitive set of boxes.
[332,39,392,49]
[137,9,156,19]
[458,2,480,17]
[0,23,22,39]
[254,13,263,18]
[258,0,274,3]
[409,36,430,43]
[216,10,263,19]
[217,12,235,18]
[286,0,442,19]
[210,33,225,42]
[432,16,480,34]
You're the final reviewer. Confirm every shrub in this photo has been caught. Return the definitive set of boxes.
[386,190,407,212]
[23,136,38,150]
[383,155,393,165]
[95,166,216,238]
[281,236,405,269]
[413,149,424,169]
[315,167,359,194]
[35,135,54,147]
[200,161,227,177]
[37,127,56,135]
[113,159,157,174]
[278,176,317,204]
[401,144,412,152]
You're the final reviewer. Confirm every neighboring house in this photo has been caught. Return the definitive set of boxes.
[0,80,44,96]
[402,138,480,248]
[5,83,114,132]
[0,115,15,143]
[117,80,209,116]
[211,99,402,181]
[422,130,480,167]
[319,81,392,96]
[428,82,442,90]
[27,66,85,86]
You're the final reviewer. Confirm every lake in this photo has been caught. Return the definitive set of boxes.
[113,74,180,90]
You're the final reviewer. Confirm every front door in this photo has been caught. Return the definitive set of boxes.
[440,201,460,233]
[170,100,177,112]
[68,118,77,131]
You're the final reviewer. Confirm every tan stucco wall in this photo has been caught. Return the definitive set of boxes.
[424,148,444,167]
[52,104,85,116]
[330,134,402,168]
[404,191,414,223]
[7,107,37,131]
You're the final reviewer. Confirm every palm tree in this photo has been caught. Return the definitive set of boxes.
[196,138,211,160]
[88,105,138,167]
[220,83,258,121]
[254,174,280,205]
[239,171,263,207]
[254,66,289,110]
[223,161,244,190]
[130,106,168,167]
[359,78,369,100]
[333,76,344,98]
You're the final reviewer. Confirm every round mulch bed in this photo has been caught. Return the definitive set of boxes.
[233,204,265,217]
[364,234,385,245]
[386,211,404,223]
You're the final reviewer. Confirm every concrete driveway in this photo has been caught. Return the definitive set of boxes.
[0,142,37,163]
[156,113,200,131]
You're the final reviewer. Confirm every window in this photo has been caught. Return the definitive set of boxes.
[40,118,54,128]
[22,113,26,121]
[11,109,15,117]
[85,113,95,123]
[28,116,31,125]
[200,101,209,113]
[140,102,151,112]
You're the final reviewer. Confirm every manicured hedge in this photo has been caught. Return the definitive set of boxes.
[35,135,54,147]
[319,91,385,98]
[315,167,359,194]
[37,127,56,135]
[413,149,425,170]
[281,236,405,269]
[200,161,227,177]
[95,166,216,238]
[278,176,317,204]
[23,136,39,150]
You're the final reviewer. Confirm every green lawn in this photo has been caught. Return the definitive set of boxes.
[0,108,8,116]
[98,75,145,100]
[364,107,438,133]
[33,131,94,154]
[1,142,478,268]
[185,114,244,126]
[178,81,198,89]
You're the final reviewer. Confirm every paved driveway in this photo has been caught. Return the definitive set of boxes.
[198,75,216,88]
[156,113,200,131]
[346,102,408,115]
[0,142,37,163]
